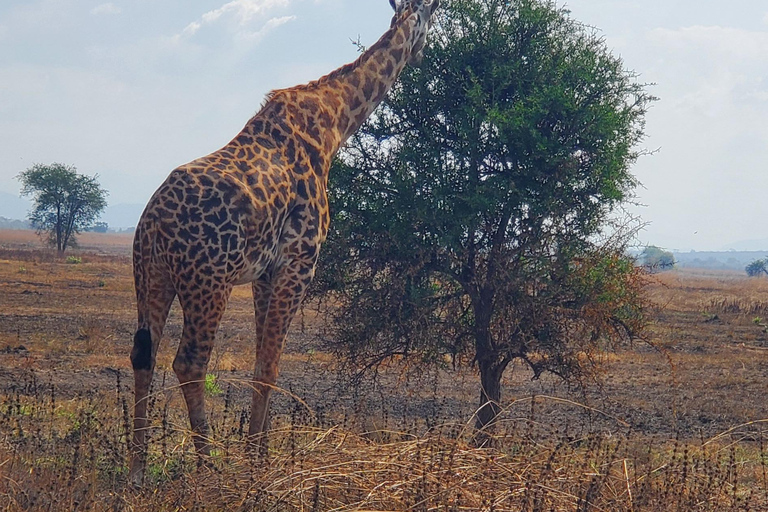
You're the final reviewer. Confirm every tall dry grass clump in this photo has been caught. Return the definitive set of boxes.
[706,296,768,318]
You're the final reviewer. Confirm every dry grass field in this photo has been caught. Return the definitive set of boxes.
[2,229,768,510]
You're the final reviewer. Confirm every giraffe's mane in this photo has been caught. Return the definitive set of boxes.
[257,12,404,111]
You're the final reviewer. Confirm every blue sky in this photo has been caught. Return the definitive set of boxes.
[1,0,768,251]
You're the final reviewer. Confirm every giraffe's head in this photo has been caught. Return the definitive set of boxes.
[389,0,440,66]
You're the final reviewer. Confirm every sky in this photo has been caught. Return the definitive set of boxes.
[1,0,767,251]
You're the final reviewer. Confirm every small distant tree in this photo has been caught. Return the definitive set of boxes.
[746,259,768,277]
[641,246,675,272]
[18,163,108,254]
[89,222,110,233]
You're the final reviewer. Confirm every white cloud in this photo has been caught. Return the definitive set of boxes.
[648,25,768,64]
[177,0,293,40]
[646,25,768,113]
[241,15,295,41]
[91,3,121,16]
[180,21,203,38]
[202,0,291,24]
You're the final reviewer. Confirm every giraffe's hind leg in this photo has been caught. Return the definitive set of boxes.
[173,282,233,459]
[129,275,175,486]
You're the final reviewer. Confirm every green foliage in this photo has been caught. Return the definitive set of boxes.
[314,0,653,428]
[746,258,768,277]
[65,256,82,265]
[17,163,108,254]
[204,374,223,396]
[641,246,675,272]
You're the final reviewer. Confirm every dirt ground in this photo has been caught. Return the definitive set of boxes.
[2,229,768,443]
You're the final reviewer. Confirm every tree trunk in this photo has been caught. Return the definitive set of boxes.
[475,358,506,432]
[56,204,63,254]
[61,201,79,254]
[469,280,511,440]
[62,217,74,254]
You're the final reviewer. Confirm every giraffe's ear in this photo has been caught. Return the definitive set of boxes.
[389,0,397,11]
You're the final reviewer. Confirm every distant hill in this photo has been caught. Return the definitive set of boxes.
[673,251,768,271]
[719,238,768,252]
[0,217,31,230]
[101,203,144,229]
[0,192,31,220]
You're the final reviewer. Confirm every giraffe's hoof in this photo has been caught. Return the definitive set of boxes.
[245,434,270,460]
[128,468,144,489]
[197,456,215,469]
[128,455,146,488]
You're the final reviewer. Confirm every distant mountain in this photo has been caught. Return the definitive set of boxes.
[101,203,144,229]
[0,217,31,230]
[673,250,768,271]
[719,238,768,252]
[0,192,31,220]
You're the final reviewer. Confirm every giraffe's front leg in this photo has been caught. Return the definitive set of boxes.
[249,273,272,449]
[249,258,315,450]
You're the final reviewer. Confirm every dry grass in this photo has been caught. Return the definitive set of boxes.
[1,233,768,509]
[1,376,766,511]
[0,229,133,253]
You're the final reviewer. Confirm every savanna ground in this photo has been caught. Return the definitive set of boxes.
[1,230,768,510]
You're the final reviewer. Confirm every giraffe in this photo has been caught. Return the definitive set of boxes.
[128,0,440,485]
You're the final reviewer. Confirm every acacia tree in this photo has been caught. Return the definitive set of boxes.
[18,163,108,254]
[641,246,675,272]
[313,0,653,430]
[746,259,768,277]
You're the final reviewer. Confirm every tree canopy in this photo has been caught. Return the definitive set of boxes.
[312,0,653,430]
[746,259,768,277]
[641,246,675,272]
[18,163,108,253]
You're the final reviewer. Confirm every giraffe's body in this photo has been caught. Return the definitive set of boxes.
[129,0,440,485]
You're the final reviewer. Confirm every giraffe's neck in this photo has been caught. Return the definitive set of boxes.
[248,12,417,165]
[329,17,415,142]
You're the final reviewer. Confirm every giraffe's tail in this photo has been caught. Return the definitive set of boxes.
[130,214,176,372]
[128,214,160,486]
[133,216,157,320]
[131,219,154,371]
